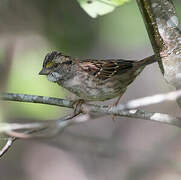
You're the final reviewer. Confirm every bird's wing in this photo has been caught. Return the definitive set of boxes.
[78,59,134,81]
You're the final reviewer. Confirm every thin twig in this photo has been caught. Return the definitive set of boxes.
[0,113,83,158]
[110,89,181,110]
[0,137,16,157]
[2,113,80,139]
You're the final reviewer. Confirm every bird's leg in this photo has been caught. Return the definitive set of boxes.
[73,99,85,115]
[110,93,124,121]
[113,93,123,107]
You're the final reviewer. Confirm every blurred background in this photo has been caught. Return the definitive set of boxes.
[1,0,181,179]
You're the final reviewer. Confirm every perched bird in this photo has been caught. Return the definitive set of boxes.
[39,51,156,104]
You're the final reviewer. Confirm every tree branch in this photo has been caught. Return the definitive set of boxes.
[1,92,74,108]
[1,92,181,128]
[136,0,181,89]
[1,90,181,157]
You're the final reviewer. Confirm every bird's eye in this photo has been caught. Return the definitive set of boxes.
[63,61,72,65]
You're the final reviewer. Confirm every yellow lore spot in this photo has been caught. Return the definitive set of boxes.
[46,61,54,68]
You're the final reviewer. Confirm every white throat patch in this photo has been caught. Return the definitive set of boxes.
[47,72,62,82]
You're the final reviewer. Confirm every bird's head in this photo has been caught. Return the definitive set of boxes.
[39,51,72,82]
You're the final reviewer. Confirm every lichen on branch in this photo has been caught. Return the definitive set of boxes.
[137,0,181,89]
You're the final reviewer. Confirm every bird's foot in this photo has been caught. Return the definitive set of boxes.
[72,99,85,115]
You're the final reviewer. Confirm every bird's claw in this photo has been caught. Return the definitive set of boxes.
[73,99,85,115]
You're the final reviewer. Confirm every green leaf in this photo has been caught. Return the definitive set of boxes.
[77,0,130,18]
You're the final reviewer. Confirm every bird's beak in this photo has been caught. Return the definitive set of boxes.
[39,68,51,75]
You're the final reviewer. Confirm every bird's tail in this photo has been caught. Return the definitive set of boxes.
[135,55,157,68]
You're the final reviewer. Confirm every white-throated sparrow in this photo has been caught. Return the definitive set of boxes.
[39,51,156,102]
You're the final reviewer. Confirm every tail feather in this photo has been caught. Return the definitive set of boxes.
[135,55,157,67]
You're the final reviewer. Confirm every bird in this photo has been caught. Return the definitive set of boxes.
[39,51,156,105]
